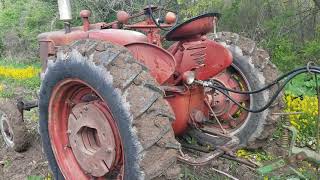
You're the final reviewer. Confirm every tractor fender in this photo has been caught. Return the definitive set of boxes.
[37,28,148,47]
[38,28,148,77]
[169,39,233,81]
[195,40,233,80]
[125,42,176,84]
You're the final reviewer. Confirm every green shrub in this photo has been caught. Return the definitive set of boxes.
[264,37,300,72]
[301,40,320,63]
[0,0,56,60]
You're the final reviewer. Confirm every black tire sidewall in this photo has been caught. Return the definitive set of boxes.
[229,52,268,146]
[0,99,30,152]
[39,57,142,179]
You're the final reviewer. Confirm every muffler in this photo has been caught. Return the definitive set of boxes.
[58,0,72,33]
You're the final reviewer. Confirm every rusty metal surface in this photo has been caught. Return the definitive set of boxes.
[89,29,148,45]
[169,39,233,81]
[207,66,250,131]
[123,16,171,46]
[37,8,239,138]
[166,13,220,41]
[178,136,239,166]
[178,149,224,166]
[166,62,249,135]
[80,10,91,32]
[116,11,130,24]
[68,102,116,177]
[165,12,177,24]
[194,40,233,80]
[48,79,123,179]
[38,28,148,73]
[125,42,176,84]
[38,28,147,46]
[167,87,209,135]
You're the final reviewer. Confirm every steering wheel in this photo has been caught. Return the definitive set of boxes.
[146,0,179,31]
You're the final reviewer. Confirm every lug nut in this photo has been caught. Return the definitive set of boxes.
[106,148,113,153]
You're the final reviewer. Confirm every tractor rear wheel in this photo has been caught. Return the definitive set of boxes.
[207,32,284,149]
[39,40,180,179]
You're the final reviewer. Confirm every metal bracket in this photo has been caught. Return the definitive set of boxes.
[177,136,239,166]
[17,99,38,113]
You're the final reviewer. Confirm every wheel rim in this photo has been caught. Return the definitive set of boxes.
[206,64,251,133]
[48,79,124,179]
[0,112,14,147]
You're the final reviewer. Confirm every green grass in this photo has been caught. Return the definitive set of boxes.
[0,58,41,98]
[0,57,40,67]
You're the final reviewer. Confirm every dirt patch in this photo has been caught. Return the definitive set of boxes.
[0,128,49,180]
[0,110,318,180]
[0,132,318,179]
[180,158,258,180]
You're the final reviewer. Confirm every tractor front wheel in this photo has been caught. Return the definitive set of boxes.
[39,40,180,179]
[0,98,30,152]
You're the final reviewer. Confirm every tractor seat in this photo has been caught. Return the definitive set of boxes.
[165,13,221,41]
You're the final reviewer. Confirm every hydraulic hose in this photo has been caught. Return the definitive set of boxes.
[200,66,320,113]
[211,66,318,94]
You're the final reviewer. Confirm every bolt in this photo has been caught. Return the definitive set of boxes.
[66,99,76,107]
[106,148,113,153]
[229,121,237,128]
[64,143,71,150]
[85,169,92,175]
[84,106,89,111]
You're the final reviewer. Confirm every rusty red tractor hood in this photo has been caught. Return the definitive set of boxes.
[38,10,233,135]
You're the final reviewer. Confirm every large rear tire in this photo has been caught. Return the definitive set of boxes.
[207,32,284,149]
[39,40,180,179]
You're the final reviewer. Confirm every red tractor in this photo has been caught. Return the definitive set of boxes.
[0,0,284,179]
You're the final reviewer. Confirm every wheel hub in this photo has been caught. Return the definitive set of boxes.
[206,66,250,131]
[48,79,124,179]
[205,81,231,116]
[68,102,117,177]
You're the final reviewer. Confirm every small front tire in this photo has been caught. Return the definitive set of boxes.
[0,98,30,152]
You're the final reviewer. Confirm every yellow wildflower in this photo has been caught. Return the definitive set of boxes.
[285,94,318,139]
[0,66,40,80]
[236,149,272,162]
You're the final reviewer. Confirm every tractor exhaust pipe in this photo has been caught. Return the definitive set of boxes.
[58,0,72,33]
